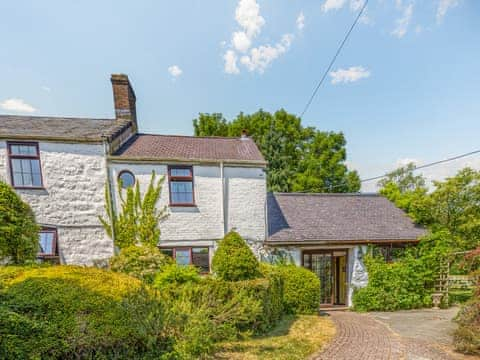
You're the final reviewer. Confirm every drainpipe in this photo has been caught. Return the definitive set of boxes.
[102,138,116,249]
[220,161,227,236]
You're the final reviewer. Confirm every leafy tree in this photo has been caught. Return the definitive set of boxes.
[212,231,260,281]
[192,109,360,192]
[0,181,39,264]
[378,162,431,224]
[193,113,229,137]
[292,131,360,192]
[100,171,168,249]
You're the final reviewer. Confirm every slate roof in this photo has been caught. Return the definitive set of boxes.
[113,134,266,165]
[0,115,129,142]
[267,193,426,244]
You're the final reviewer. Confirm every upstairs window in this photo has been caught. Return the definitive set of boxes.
[8,142,43,188]
[38,228,57,257]
[168,166,194,206]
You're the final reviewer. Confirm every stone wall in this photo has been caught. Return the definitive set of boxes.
[0,141,113,265]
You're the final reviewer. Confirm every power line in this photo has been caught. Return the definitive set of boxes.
[297,148,480,192]
[359,149,480,185]
[300,0,369,118]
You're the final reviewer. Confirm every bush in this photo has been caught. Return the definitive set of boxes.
[176,275,283,336]
[0,265,173,359]
[0,181,40,264]
[109,244,172,283]
[454,297,480,355]
[353,253,432,311]
[261,263,320,314]
[212,231,260,281]
[154,263,201,289]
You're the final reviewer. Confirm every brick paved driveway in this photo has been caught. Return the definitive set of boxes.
[312,311,468,360]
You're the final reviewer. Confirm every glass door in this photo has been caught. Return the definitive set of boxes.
[303,251,333,305]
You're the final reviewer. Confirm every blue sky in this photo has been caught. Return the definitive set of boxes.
[1,0,479,191]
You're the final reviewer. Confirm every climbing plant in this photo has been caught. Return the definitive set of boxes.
[99,171,168,249]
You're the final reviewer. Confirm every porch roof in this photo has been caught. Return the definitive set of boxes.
[267,193,426,244]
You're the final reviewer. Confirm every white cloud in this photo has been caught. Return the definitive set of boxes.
[167,65,183,78]
[436,0,459,24]
[296,12,305,30]
[391,3,413,38]
[235,0,265,38]
[322,0,347,12]
[329,66,370,84]
[224,50,240,74]
[0,98,36,113]
[350,0,365,11]
[223,0,294,75]
[232,31,251,53]
[240,34,294,73]
[41,86,51,92]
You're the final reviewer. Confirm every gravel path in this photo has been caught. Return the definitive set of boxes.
[311,311,466,360]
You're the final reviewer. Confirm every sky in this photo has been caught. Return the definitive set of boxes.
[1,0,479,192]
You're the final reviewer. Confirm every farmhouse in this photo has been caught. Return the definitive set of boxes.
[0,74,425,306]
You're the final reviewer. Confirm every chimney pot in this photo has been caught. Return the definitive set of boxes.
[241,129,248,139]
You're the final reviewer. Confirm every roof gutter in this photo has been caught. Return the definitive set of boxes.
[107,156,267,167]
[264,238,421,246]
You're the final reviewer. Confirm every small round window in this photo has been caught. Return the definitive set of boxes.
[118,170,135,189]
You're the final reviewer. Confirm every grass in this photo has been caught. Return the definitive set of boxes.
[214,315,335,360]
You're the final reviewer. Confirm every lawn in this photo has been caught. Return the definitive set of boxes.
[214,315,335,360]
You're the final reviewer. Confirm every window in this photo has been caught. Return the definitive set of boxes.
[38,228,57,257]
[118,170,135,189]
[160,247,210,273]
[8,142,43,188]
[168,166,194,206]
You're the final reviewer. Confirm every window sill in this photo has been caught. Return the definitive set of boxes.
[169,203,197,208]
[14,186,45,190]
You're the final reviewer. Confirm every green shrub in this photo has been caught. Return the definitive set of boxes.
[0,181,40,264]
[109,244,172,283]
[0,266,173,359]
[154,263,201,289]
[450,289,475,305]
[261,263,320,314]
[454,297,480,355]
[173,275,283,337]
[212,231,260,281]
[353,253,432,312]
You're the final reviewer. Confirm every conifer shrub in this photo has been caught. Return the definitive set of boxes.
[0,182,39,264]
[0,266,172,359]
[212,231,260,281]
[261,263,320,314]
[109,244,172,283]
[153,263,201,289]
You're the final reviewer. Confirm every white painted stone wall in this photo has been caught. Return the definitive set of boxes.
[109,163,267,252]
[0,140,113,265]
[347,245,369,307]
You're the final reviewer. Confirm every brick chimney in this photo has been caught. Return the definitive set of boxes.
[111,74,137,130]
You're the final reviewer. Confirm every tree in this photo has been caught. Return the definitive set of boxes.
[192,109,360,193]
[0,181,39,264]
[292,131,361,192]
[99,172,168,249]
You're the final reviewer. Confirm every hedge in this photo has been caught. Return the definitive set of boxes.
[0,266,173,359]
[454,277,480,356]
[353,253,432,311]
[109,244,172,284]
[261,263,320,314]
